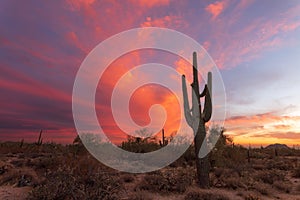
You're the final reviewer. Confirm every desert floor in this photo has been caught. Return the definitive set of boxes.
[0,143,299,200]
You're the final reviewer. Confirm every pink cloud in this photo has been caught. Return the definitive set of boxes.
[65,0,96,10]
[141,15,186,29]
[130,0,170,8]
[65,31,89,53]
[208,4,300,69]
[205,1,226,19]
[0,65,71,103]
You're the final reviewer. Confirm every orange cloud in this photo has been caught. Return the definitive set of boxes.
[205,1,226,19]
[174,58,193,83]
[225,113,300,146]
[92,50,183,143]
[129,84,181,134]
[130,0,170,8]
[141,15,185,28]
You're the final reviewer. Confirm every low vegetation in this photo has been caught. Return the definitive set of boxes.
[0,132,299,199]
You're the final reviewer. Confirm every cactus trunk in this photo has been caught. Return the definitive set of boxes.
[182,52,212,188]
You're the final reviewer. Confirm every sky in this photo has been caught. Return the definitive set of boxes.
[0,0,300,146]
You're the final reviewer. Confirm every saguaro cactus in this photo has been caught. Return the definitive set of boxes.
[182,52,212,188]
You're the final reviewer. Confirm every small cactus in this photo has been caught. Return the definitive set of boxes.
[36,129,43,146]
[159,128,167,147]
[20,139,24,148]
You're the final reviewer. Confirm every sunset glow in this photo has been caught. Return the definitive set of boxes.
[1,0,300,146]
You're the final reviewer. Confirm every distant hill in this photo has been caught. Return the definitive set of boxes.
[265,143,289,149]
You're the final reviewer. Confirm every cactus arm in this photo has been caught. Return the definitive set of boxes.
[202,89,212,122]
[182,75,193,128]
[207,72,212,96]
[202,72,212,122]
[199,85,206,97]
[192,52,200,96]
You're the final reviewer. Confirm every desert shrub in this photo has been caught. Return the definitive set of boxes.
[10,159,24,167]
[293,166,300,178]
[224,177,244,190]
[0,142,25,154]
[170,145,196,167]
[120,139,160,153]
[253,169,285,184]
[184,191,230,200]
[0,168,22,186]
[130,191,153,200]
[0,167,39,187]
[208,127,248,170]
[28,170,122,200]
[120,129,162,153]
[214,167,224,178]
[29,156,60,171]
[210,145,247,169]
[211,168,247,189]
[250,149,268,159]
[136,169,193,194]
[266,159,294,171]
[252,164,266,170]
[121,173,135,183]
[244,194,260,200]
[253,182,270,195]
[273,181,290,193]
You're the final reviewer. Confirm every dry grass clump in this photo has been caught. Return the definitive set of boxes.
[253,169,285,184]
[244,194,260,200]
[253,182,270,195]
[26,156,60,171]
[27,170,122,200]
[273,181,291,193]
[136,168,193,194]
[0,167,40,187]
[129,190,153,200]
[223,176,246,190]
[210,145,247,169]
[292,166,300,178]
[184,191,230,200]
[266,158,294,171]
[210,168,247,189]
[121,173,135,183]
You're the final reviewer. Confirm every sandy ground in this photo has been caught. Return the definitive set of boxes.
[0,152,299,199]
[0,178,299,200]
[0,186,31,200]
